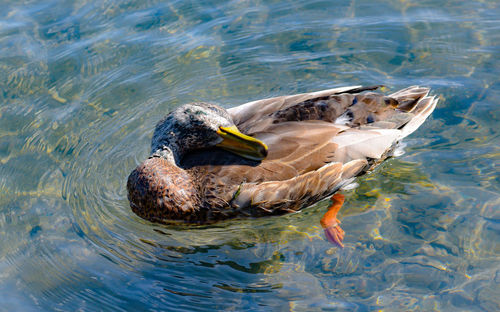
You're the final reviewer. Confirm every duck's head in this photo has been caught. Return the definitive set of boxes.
[151,102,268,162]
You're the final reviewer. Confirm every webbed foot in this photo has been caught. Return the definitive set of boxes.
[320,193,345,248]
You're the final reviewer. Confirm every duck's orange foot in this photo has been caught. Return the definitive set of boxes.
[324,225,345,248]
[320,193,345,248]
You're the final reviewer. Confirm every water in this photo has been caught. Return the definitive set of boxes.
[1,0,499,310]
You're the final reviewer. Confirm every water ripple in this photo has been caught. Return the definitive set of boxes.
[0,0,499,310]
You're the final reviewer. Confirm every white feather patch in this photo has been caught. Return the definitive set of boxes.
[392,142,407,157]
[340,181,359,191]
[332,129,401,159]
[334,112,351,125]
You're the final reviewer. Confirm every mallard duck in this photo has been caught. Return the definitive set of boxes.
[127,85,437,246]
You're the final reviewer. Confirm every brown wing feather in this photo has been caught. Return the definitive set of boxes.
[228,85,364,131]
[233,159,367,216]
[189,86,436,219]
[254,121,343,173]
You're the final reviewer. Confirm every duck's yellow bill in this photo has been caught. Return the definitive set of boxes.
[216,126,268,161]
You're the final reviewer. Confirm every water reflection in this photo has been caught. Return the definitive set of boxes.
[0,0,499,310]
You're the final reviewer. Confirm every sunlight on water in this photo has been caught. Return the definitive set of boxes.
[0,0,499,310]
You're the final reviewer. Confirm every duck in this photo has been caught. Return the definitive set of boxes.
[127,85,437,247]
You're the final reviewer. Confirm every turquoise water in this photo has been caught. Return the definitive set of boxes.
[1,0,499,310]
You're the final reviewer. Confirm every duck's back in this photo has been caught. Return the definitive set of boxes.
[233,85,436,172]
[184,85,437,219]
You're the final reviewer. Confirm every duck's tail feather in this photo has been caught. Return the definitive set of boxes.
[389,86,430,112]
[389,86,438,139]
[330,86,437,163]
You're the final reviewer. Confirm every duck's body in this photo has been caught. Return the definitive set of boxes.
[128,85,437,226]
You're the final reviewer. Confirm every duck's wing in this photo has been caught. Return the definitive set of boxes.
[228,85,384,175]
[238,85,437,168]
[228,86,438,214]
[228,85,373,132]
[232,159,368,216]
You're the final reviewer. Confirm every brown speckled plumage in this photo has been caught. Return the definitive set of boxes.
[127,85,438,224]
[127,157,202,222]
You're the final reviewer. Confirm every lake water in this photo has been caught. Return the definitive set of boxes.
[1,0,499,311]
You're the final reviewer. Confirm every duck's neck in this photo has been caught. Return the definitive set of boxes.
[151,146,178,164]
[150,120,190,166]
[150,143,186,167]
